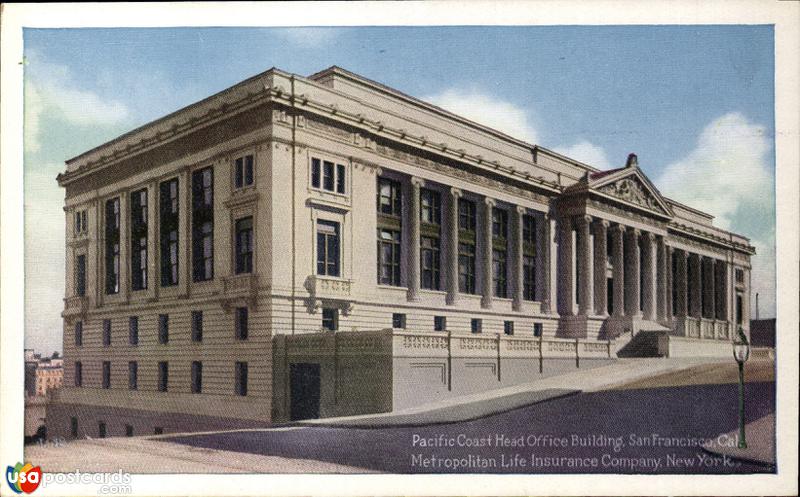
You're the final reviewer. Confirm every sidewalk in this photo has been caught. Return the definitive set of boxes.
[299,357,728,428]
[702,413,776,467]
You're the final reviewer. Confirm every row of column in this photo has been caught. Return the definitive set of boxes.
[406,177,554,312]
[557,215,732,324]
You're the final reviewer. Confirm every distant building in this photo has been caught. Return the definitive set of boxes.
[35,357,64,397]
[749,318,775,348]
[51,66,755,438]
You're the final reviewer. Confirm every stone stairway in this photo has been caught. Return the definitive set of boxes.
[616,330,670,357]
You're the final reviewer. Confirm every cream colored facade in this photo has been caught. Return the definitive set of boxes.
[51,66,755,437]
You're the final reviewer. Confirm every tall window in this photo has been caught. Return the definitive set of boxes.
[471,318,482,334]
[458,199,477,294]
[103,319,111,346]
[160,178,179,287]
[522,214,537,301]
[235,217,254,274]
[158,362,168,392]
[105,197,120,294]
[234,154,254,189]
[492,208,509,298]
[74,321,83,347]
[158,314,169,344]
[75,254,86,297]
[74,362,82,387]
[434,316,446,332]
[311,158,346,194]
[74,210,87,235]
[128,361,138,390]
[191,311,203,342]
[102,361,111,389]
[71,417,78,437]
[377,177,402,286]
[128,316,139,346]
[192,167,214,282]
[191,361,202,394]
[504,321,515,335]
[322,308,338,331]
[235,362,248,396]
[130,189,148,290]
[420,189,441,290]
[235,307,248,340]
[316,220,340,277]
[392,313,406,329]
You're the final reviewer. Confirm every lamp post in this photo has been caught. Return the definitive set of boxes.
[732,327,751,449]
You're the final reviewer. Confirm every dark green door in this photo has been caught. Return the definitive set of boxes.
[290,363,321,420]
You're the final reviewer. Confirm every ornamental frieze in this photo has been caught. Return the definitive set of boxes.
[598,177,666,215]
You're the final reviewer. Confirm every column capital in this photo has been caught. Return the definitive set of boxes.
[612,223,626,234]
[629,228,642,237]
[597,219,610,229]
[449,187,463,198]
[645,232,656,242]
[515,205,527,215]
[374,166,383,177]
[483,197,496,208]
[410,176,425,188]
[577,214,593,226]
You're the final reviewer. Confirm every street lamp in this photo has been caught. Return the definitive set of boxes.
[732,327,750,449]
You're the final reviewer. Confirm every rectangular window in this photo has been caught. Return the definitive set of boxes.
[130,189,148,291]
[735,269,744,284]
[311,158,321,188]
[458,243,476,294]
[323,160,335,191]
[160,178,179,287]
[128,316,139,346]
[504,321,515,335]
[235,217,254,274]
[74,321,83,347]
[102,361,111,389]
[76,254,86,297]
[434,316,446,332]
[158,362,168,392]
[492,208,508,239]
[74,362,82,387]
[158,314,169,344]
[523,255,536,301]
[154,427,164,435]
[191,311,203,342]
[105,197,120,294]
[392,313,406,329]
[235,307,248,340]
[420,189,441,225]
[458,199,476,232]
[191,361,202,394]
[103,319,111,346]
[74,211,82,234]
[533,323,543,337]
[322,308,338,331]
[70,417,78,437]
[128,361,138,390]
[98,422,106,438]
[421,236,441,290]
[493,250,508,298]
[234,154,254,189]
[81,210,87,233]
[235,361,248,396]
[125,425,134,437]
[192,167,214,282]
[336,164,346,194]
[522,214,536,245]
[377,177,402,216]
[316,220,340,277]
[471,318,482,334]
[377,229,401,286]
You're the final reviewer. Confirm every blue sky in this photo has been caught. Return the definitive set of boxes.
[23,26,775,354]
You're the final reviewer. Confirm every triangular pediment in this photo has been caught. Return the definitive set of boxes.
[590,167,673,218]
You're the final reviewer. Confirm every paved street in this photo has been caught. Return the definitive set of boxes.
[166,378,775,474]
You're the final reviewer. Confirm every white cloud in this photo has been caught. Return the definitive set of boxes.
[277,27,343,48]
[425,87,540,144]
[554,140,613,169]
[25,56,129,153]
[655,112,775,317]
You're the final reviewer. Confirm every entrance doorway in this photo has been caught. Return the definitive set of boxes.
[607,277,614,315]
[290,363,321,420]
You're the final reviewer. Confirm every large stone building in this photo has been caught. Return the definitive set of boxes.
[50,66,755,438]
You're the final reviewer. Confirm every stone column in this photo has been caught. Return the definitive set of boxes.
[624,228,641,318]
[147,181,159,300]
[719,260,729,321]
[481,197,495,309]
[593,220,609,316]
[707,258,717,320]
[535,212,550,312]
[512,205,525,311]
[407,176,424,302]
[743,268,751,333]
[642,232,657,321]
[656,237,667,322]
[611,224,626,317]
[576,215,593,316]
[675,250,688,317]
[178,168,191,297]
[665,245,673,321]
[119,189,130,302]
[557,216,574,316]
[446,187,462,305]
[689,254,702,318]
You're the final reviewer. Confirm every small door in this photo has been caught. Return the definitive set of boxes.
[290,363,321,421]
